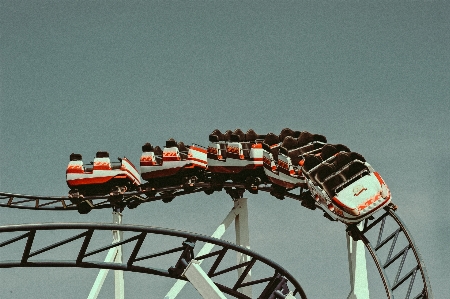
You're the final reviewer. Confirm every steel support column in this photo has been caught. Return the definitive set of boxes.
[182,260,227,299]
[113,211,124,299]
[87,210,124,299]
[347,222,369,299]
[164,200,242,299]
[234,197,252,298]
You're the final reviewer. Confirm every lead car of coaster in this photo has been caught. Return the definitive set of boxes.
[300,147,391,224]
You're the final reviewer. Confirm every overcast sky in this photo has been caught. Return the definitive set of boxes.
[1,1,449,298]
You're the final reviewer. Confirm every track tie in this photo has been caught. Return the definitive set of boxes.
[392,265,418,291]
[375,227,401,251]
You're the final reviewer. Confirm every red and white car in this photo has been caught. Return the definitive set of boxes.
[207,129,266,185]
[301,149,391,224]
[140,139,207,187]
[262,131,327,189]
[66,151,141,196]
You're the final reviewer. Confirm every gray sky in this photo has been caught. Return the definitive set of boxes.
[1,1,449,298]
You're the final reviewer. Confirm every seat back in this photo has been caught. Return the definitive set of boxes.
[323,175,345,197]
[245,129,258,142]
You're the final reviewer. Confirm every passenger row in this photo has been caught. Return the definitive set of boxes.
[301,145,368,198]
[142,138,192,164]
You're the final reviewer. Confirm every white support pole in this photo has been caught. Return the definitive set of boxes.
[182,260,227,299]
[164,201,243,299]
[112,211,124,299]
[347,222,369,299]
[87,211,124,299]
[234,197,252,298]
[285,292,296,299]
[87,247,118,299]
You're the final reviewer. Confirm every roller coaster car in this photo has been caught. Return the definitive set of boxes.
[140,139,207,188]
[66,152,141,197]
[301,149,391,224]
[207,129,266,185]
[262,131,327,190]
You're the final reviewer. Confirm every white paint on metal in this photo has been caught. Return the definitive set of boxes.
[164,199,244,299]
[285,292,296,299]
[113,211,124,299]
[182,260,227,299]
[87,211,124,299]
[87,247,118,299]
[347,222,369,299]
[234,197,252,298]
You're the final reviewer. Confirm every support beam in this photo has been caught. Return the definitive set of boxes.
[182,260,227,299]
[113,211,124,299]
[87,247,118,299]
[234,197,252,298]
[347,222,369,299]
[87,210,124,299]
[285,292,296,299]
[164,200,243,299]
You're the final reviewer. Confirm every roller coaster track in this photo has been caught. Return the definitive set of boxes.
[0,222,306,299]
[0,183,259,211]
[349,207,433,299]
[0,185,433,298]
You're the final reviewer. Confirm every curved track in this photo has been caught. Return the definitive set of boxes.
[0,222,306,299]
[348,206,433,299]
[0,186,433,298]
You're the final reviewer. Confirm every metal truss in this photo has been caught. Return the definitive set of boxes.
[0,222,307,299]
[0,183,272,211]
[0,187,434,298]
[348,206,433,299]
[0,187,206,211]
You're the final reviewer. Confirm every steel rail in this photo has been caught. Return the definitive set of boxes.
[0,186,209,210]
[386,209,433,298]
[0,183,272,211]
[353,207,433,299]
[0,188,434,298]
[0,222,307,299]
